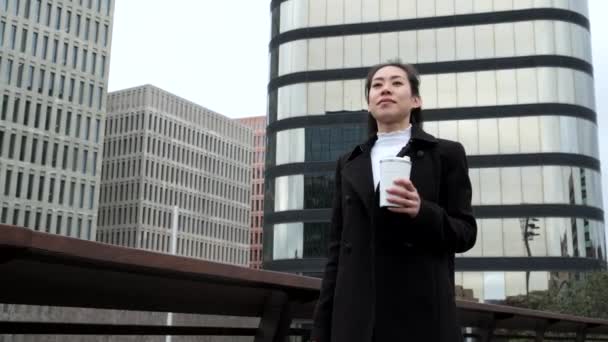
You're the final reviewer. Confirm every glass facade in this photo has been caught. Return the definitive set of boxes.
[265,0,604,304]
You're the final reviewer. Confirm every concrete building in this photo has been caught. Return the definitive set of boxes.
[98,85,253,267]
[236,115,266,269]
[0,0,114,239]
[264,0,605,302]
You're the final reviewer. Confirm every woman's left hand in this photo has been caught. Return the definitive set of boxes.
[386,178,421,217]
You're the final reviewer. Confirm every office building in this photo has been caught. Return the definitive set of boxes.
[236,115,266,269]
[264,0,605,302]
[0,0,114,240]
[98,85,252,267]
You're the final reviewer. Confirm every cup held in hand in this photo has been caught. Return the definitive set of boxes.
[379,156,411,207]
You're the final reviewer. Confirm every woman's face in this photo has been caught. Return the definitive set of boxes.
[367,66,421,127]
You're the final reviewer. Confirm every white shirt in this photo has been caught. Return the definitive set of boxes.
[370,126,412,188]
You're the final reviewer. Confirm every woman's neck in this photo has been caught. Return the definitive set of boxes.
[377,121,411,133]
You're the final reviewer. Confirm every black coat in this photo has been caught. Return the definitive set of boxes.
[312,125,477,342]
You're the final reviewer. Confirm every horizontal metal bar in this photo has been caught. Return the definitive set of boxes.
[0,322,312,336]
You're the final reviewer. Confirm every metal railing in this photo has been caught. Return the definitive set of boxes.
[1,224,607,341]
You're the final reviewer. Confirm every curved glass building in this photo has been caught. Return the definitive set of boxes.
[264,0,605,303]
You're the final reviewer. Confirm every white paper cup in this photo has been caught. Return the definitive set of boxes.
[379,156,412,207]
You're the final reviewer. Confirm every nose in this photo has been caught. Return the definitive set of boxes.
[380,85,392,95]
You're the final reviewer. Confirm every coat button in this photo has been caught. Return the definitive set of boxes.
[403,242,413,248]
[345,195,352,204]
[343,242,352,253]
[416,150,424,158]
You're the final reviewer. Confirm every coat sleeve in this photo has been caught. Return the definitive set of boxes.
[411,141,477,253]
[311,158,343,342]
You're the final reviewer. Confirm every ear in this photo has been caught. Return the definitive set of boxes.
[412,95,422,109]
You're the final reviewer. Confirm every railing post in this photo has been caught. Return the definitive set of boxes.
[255,291,292,342]
[534,320,547,342]
[576,324,587,342]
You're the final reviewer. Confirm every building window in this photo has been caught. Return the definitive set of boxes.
[26,173,34,199]
[69,181,75,206]
[13,171,22,198]
[37,175,44,201]
[19,135,26,161]
[8,133,16,159]
[79,183,85,208]
[30,138,38,163]
[48,177,55,203]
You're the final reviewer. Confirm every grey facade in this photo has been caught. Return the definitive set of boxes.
[99,85,252,267]
[0,0,114,240]
[264,0,605,303]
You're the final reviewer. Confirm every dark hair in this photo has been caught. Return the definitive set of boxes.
[364,61,422,136]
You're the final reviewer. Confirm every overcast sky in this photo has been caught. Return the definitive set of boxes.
[107,1,608,245]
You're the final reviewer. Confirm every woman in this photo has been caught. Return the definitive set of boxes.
[311,62,477,342]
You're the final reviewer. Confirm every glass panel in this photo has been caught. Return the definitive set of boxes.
[437,73,457,108]
[494,23,515,57]
[308,82,326,114]
[273,222,303,259]
[380,32,398,63]
[480,168,501,204]
[462,272,483,302]
[457,119,479,155]
[420,74,437,108]
[454,0,473,14]
[416,0,435,16]
[436,0,455,15]
[537,67,558,102]
[496,69,517,105]
[521,166,543,203]
[326,0,344,25]
[502,219,526,256]
[484,272,506,302]
[344,35,362,68]
[345,0,363,23]
[482,219,503,256]
[498,118,520,153]
[325,81,344,112]
[457,72,477,106]
[476,71,497,106]
[516,68,538,104]
[362,0,380,22]
[478,118,499,154]
[362,34,380,66]
[344,79,363,111]
[326,37,344,69]
[292,40,308,73]
[417,29,436,62]
[398,0,417,19]
[380,0,398,20]
[436,27,455,61]
[398,31,417,63]
[274,175,304,211]
[308,38,326,71]
[554,21,572,56]
[514,22,535,56]
[473,0,492,12]
[475,24,495,58]
[500,167,522,204]
[276,128,305,165]
[308,0,327,27]
[518,116,540,153]
[534,21,555,55]
[290,83,307,117]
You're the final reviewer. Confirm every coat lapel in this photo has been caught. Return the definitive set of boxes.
[341,136,376,214]
[340,125,438,214]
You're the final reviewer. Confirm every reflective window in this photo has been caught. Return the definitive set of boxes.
[304,222,330,257]
[304,173,334,208]
[276,128,305,165]
[305,125,367,162]
[273,222,303,259]
[274,175,304,211]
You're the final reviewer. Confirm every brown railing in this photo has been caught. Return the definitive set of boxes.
[1,224,607,341]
